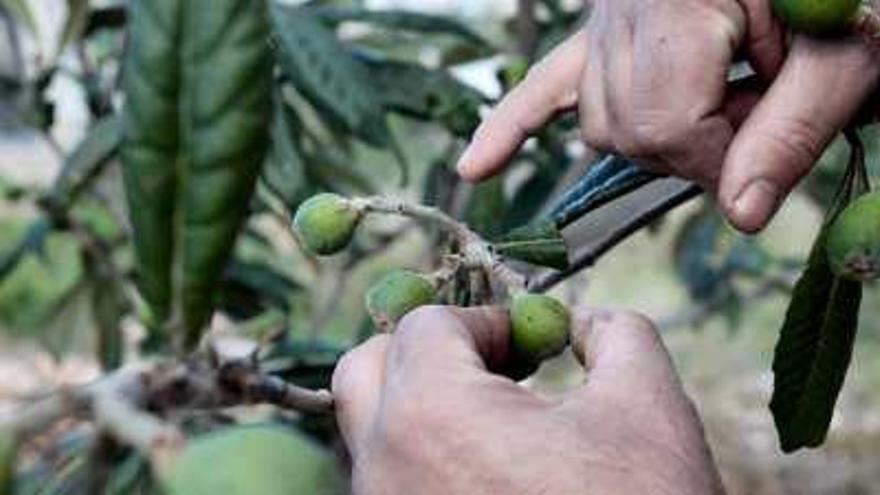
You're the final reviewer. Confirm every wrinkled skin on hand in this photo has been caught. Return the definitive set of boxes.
[332,306,724,495]
[457,0,880,233]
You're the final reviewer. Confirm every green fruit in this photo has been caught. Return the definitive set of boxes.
[365,270,436,331]
[509,293,571,363]
[827,191,880,281]
[292,193,361,255]
[163,426,340,495]
[771,0,860,35]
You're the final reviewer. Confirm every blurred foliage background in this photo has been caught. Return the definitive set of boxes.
[1,0,880,493]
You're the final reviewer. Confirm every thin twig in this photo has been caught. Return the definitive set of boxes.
[353,197,527,291]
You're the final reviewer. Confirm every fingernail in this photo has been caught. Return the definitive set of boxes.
[457,153,482,181]
[732,178,781,233]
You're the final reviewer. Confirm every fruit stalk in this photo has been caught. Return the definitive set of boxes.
[351,197,528,291]
[855,4,880,40]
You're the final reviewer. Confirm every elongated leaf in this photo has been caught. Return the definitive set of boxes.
[1,0,38,35]
[495,219,569,270]
[770,227,862,452]
[262,99,310,209]
[0,217,50,282]
[219,259,300,319]
[464,177,506,239]
[549,155,662,228]
[308,5,489,47]
[270,2,390,147]
[84,253,126,371]
[56,0,89,56]
[673,208,728,301]
[122,0,271,348]
[359,54,485,137]
[0,432,16,495]
[770,152,869,452]
[49,113,121,207]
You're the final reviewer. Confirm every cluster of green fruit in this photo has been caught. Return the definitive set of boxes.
[292,193,572,366]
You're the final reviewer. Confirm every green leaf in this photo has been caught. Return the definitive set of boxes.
[122,0,272,349]
[84,254,126,371]
[0,431,17,495]
[464,177,506,239]
[308,5,489,47]
[56,0,89,57]
[1,0,38,36]
[495,220,569,270]
[770,149,869,453]
[49,113,121,207]
[262,99,310,209]
[269,2,390,147]
[0,217,50,283]
[359,55,485,137]
[770,227,862,452]
[218,260,300,319]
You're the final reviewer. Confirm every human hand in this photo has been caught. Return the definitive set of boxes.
[456,0,880,233]
[332,306,724,495]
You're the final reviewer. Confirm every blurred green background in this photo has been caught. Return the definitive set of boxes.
[2,0,880,493]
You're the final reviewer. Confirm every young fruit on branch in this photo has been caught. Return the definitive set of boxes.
[292,193,362,255]
[509,293,571,364]
[162,426,339,495]
[826,191,880,281]
[366,270,438,331]
[771,0,862,35]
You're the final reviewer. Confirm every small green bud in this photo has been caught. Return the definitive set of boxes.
[366,270,437,331]
[509,293,571,363]
[292,193,361,255]
[827,191,880,282]
[771,0,860,35]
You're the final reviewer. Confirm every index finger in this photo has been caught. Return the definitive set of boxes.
[456,29,587,181]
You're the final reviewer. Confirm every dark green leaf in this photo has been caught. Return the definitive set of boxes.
[49,113,121,207]
[218,260,299,319]
[122,0,272,348]
[308,5,489,47]
[1,0,38,35]
[270,2,390,147]
[770,147,869,453]
[0,217,51,283]
[84,253,126,371]
[359,54,486,137]
[770,227,862,452]
[495,219,569,270]
[464,177,506,239]
[262,100,310,209]
[56,0,89,56]
[673,208,725,300]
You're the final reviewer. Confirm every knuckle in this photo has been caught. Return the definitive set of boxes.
[396,305,451,333]
[394,305,453,343]
[617,118,683,157]
[331,335,388,397]
[611,310,658,335]
[581,119,612,150]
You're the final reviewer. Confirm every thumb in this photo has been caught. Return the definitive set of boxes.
[720,36,880,233]
[568,309,680,395]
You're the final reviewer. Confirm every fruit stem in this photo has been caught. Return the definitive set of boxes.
[353,197,527,291]
[854,4,880,40]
